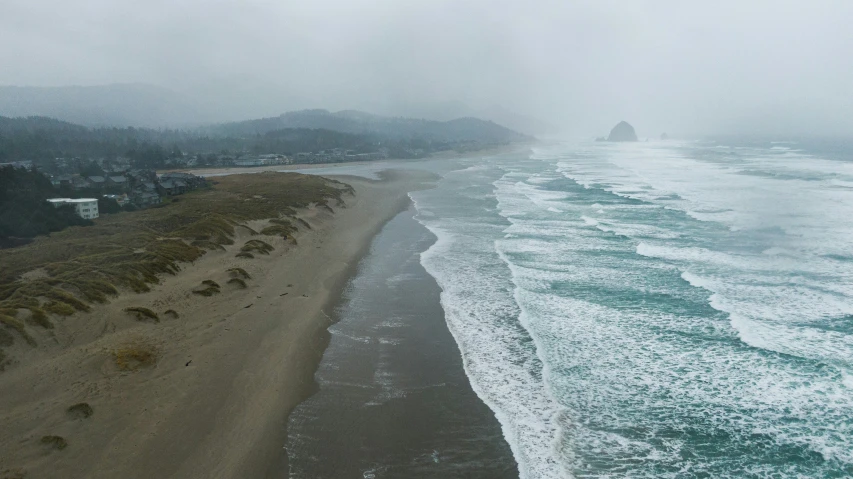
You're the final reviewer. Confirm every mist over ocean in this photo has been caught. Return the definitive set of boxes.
[406,140,853,478]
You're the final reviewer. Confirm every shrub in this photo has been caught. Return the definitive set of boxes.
[123,307,159,322]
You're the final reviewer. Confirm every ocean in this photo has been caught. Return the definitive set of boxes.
[291,139,853,478]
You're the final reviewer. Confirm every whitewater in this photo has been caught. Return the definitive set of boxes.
[411,140,853,478]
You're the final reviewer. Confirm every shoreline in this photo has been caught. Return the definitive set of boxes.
[0,169,435,478]
[170,143,529,178]
[284,205,517,477]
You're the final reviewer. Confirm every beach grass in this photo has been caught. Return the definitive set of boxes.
[0,172,352,367]
[124,307,160,323]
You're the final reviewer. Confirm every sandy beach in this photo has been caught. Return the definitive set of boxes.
[0,169,434,479]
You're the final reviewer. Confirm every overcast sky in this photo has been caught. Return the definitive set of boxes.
[1,0,852,137]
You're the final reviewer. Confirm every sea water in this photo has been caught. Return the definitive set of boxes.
[411,140,853,478]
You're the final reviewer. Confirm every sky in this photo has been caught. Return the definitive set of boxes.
[1,0,852,137]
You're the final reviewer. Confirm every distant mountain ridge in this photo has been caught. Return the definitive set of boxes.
[210,109,530,143]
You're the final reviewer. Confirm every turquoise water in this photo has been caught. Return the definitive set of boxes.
[410,140,853,478]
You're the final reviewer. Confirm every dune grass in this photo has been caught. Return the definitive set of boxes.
[164,309,179,319]
[241,239,274,255]
[235,252,254,259]
[193,280,221,297]
[0,172,352,365]
[124,307,159,323]
[227,278,247,288]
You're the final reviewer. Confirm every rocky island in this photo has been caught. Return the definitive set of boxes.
[606,121,638,142]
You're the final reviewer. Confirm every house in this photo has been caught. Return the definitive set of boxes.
[159,172,206,190]
[107,175,128,188]
[87,176,106,187]
[71,176,91,189]
[158,179,187,196]
[47,198,99,219]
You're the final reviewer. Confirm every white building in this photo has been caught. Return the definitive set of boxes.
[47,198,99,219]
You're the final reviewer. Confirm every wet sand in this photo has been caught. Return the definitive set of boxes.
[283,207,517,478]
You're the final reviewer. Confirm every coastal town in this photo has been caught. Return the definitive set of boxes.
[0,148,389,215]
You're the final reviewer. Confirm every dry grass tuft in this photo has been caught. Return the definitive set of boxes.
[112,343,158,371]
[164,309,179,319]
[192,280,221,297]
[227,278,247,288]
[235,252,254,259]
[40,435,68,450]
[241,240,274,255]
[227,267,251,279]
[67,402,94,419]
[123,307,159,323]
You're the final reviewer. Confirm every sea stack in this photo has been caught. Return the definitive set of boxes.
[607,121,638,142]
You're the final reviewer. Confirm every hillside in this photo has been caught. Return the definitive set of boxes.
[210,109,530,143]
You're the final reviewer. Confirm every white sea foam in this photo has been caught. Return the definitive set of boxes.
[409,142,853,477]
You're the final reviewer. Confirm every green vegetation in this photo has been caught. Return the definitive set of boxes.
[227,278,247,288]
[40,435,68,450]
[0,166,93,244]
[235,252,254,259]
[67,402,94,419]
[124,307,159,322]
[0,172,351,367]
[164,309,179,319]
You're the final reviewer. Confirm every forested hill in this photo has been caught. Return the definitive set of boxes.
[209,109,530,143]
[0,111,529,165]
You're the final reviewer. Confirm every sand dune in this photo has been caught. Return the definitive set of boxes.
[0,169,434,479]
